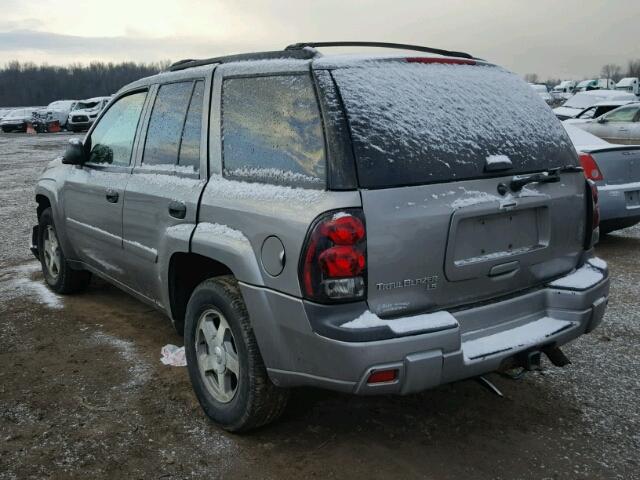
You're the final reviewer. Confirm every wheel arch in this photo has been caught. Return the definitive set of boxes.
[167,252,235,335]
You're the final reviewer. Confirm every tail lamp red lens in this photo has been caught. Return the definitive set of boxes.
[578,153,604,181]
[300,209,366,303]
[319,246,365,278]
[367,369,398,384]
[320,214,365,245]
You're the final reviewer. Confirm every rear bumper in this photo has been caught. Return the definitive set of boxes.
[240,257,609,395]
[597,182,640,223]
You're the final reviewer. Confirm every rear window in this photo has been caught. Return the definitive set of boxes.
[331,62,577,188]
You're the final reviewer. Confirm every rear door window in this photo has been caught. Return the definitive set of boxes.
[221,74,326,188]
[143,82,193,167]
[331,62,577,188]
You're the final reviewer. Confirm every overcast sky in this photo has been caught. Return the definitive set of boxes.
[0,0,637,79]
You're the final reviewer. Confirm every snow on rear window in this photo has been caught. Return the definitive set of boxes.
[331,62,577,188]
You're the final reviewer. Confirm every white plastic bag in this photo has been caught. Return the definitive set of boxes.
[160,344,187,367]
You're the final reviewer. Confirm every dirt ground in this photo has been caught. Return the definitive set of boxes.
[1,132,638,480]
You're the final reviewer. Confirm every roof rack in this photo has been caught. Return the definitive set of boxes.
[169,48,317,72]
[285,41,475,60]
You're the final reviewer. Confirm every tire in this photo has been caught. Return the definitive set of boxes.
[1,126,12,133]
[38,208,91,294]
[184,276,289,432]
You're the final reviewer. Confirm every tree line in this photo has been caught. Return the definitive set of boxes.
[0,61,170,107]
[524,59,640,87]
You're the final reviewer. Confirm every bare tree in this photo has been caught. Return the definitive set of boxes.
[601,63,623,82]
[0,61,169,107]
[524,73,539,84]
[628,59,640,78]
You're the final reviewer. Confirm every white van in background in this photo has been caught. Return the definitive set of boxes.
[615,77,639,96]
[67,96,111,132]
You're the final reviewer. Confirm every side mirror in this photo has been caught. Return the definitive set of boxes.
[62,138,86,165]
[597,117,607,124]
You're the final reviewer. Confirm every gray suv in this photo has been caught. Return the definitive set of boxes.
[31,42,610,431]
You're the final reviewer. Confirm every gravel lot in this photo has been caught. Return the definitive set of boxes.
[1,133,638,479]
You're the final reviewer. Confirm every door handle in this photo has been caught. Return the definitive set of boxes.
[168,200,187,219]
[106,189,119,203]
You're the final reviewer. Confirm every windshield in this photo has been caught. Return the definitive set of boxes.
[75,101,100,110]
[332,62,577,188]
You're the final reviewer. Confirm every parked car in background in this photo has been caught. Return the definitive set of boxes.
[0,108,37,132]
[38,100,77,128]
[563,100,638,124]
[566,124,640,234]
[0,108,12,121]
[552,80,576,99]
[529,83,553,104]
[575,78,615,92]
[553,90,637,120]
[570,102,640,144]
[615,77,639,96]
[67,96,111,132]
[31,42,608,432]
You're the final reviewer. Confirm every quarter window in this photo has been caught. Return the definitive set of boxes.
[221,74,326,188]
[87,91,146,166]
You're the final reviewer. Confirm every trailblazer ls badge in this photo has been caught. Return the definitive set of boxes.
[376,275,438,291]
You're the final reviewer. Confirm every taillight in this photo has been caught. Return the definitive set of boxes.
[579,153,604,181]
[300,209,366,302]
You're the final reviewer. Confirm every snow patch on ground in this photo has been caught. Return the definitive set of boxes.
[341,310,458,334]
[0,262,63,309]
[463,317,573,360]
[91,332,151,389]
[549,264,604,290]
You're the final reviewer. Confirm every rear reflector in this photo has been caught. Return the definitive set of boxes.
[578,153,604,181]
[367,369,398,384]
[406,57,476,65]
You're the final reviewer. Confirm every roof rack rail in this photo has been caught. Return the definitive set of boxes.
[169,48,317,72]
[285,41,475,60]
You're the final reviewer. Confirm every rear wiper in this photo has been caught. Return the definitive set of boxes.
[510,171,560,192]
[510,165,583,192]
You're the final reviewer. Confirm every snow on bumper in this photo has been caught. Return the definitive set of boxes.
[241,258,609,395]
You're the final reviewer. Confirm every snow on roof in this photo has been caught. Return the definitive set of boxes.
[616,77,638,87]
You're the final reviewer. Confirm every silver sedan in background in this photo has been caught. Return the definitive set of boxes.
[571,102,640,144]
[566,124,640,234]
